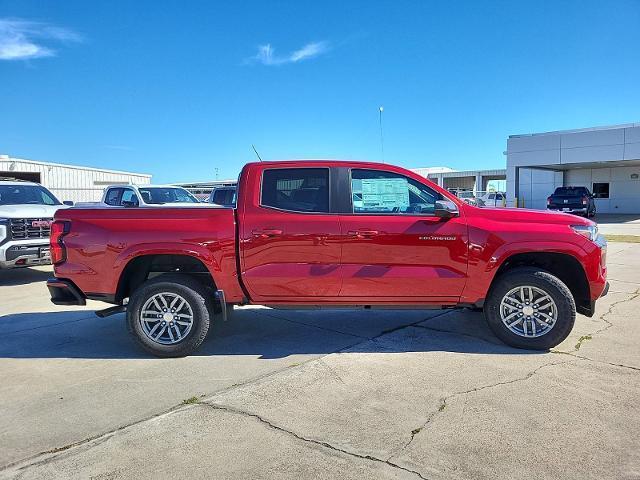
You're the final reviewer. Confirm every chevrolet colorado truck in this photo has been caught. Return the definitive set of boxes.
[47,161,608,357]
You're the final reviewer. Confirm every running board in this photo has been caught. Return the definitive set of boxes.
[95,305,126,318]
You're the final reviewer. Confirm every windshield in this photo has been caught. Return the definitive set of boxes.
[138,187,199,204]
[0,184,61,206]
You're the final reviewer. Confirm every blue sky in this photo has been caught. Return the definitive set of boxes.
[1,0,639,183]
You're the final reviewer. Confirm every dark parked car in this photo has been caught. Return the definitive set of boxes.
[547,186,596,217]
[207,186,236,207]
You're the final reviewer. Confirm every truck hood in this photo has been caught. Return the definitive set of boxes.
[473,206,594,227]
[0,204,68,219]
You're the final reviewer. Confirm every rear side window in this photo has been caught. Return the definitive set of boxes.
[261,168,329,213]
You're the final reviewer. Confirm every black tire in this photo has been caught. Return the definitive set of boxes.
[127,274,214,357]
[484,267,576,350]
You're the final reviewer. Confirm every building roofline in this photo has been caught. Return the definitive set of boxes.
[0,155,152,178]
[509,122,640,139]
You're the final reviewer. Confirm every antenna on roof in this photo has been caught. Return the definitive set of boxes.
[251,144,263,162]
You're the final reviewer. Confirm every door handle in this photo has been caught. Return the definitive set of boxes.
[348,230,379,238]
[252,228,283,238]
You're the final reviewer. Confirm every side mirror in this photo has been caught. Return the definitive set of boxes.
[434,200,459,219]
[121,200,138,208]
[63,200,74,206]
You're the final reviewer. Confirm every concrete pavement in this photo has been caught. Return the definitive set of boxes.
[1,243,639,479]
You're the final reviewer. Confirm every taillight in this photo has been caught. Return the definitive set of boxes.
[547,196,552,206]
[50,220,70,265]
[582,196,588,205]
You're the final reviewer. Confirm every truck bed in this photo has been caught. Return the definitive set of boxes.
[53,206,244,302]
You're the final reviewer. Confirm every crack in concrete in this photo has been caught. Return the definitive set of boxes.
[0,310,450,473]
[386,359,576,462]
[551,350,640,372]
[204,403,430,480]
[560,288,640,355]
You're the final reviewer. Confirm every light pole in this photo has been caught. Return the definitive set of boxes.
[379,106,384,163]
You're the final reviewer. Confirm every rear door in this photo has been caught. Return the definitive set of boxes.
[339,167,468,301]
[239,166,342,300]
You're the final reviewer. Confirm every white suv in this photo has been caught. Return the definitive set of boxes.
[101,185,202,207]
[0,180,69,269]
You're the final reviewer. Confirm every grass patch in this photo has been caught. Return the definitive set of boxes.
[603,234,640,243]
[182,396,200,405]
[575,335,592,351]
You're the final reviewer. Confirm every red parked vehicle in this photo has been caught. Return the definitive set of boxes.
[47,161,608,357]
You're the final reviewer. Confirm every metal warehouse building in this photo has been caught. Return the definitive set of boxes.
[0,155,151,203]
[507,123,640,212]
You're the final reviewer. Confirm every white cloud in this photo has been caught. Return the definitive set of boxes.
[0,18,81,61]
[248,41,329,66]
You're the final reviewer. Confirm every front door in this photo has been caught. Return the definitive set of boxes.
[239,167,342,300]
[339,168,468,301]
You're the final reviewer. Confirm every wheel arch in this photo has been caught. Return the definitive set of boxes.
[115,252,218,304]
[490,251,591,316]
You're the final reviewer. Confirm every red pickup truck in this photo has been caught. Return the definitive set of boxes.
[47,161,608,357]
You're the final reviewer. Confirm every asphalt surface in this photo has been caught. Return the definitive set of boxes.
[0,243,638,479]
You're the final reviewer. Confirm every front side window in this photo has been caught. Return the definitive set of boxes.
[0,185,61,206]
[120,189,139,206]
[261,168,329,213]
[350,169,441,215]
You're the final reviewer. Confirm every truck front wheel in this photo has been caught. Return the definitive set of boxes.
[127,274,213,357]
[484,267,576,350]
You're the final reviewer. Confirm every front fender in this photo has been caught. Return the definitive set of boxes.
[461,239,589,305]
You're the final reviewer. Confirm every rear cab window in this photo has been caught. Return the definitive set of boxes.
[350,169,441,215]
[105,188,122,206]
[261,168,329,213]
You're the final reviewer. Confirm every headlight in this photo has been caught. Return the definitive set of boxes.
[571,224,598,242]
[0,218,7,243]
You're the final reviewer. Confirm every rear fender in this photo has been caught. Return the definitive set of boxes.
[112,242,224,298]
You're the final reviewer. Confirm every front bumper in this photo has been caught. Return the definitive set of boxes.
[47,278,86,306]
[0,241,51,269]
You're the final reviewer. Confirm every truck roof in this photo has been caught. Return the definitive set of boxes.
[243,159,406,169]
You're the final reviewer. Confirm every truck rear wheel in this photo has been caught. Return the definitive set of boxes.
[484,267,576,350]
[127,274,213,357]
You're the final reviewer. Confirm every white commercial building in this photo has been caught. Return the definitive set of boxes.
[507,123,640,213]
[0,155,151,203]
[412,167,507,195]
